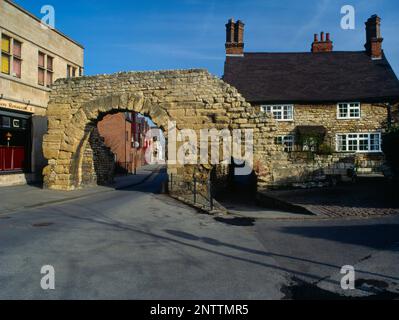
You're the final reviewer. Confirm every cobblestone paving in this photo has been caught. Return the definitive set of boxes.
[261,177,399,218]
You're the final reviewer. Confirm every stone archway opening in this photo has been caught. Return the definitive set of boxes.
[80,110,167,187]
[71,105,169,189]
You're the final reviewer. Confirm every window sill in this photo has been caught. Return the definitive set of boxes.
[0,73,51,92]
[274,119,294,122]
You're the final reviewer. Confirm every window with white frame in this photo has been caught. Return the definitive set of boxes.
[336,133,381,153]
[337,103,361,119]
[261,105,294,121]
[275,135,294,152]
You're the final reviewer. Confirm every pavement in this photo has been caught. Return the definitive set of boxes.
[258,177,399,218]
[219,197,315,220]
[0,164,163,216]
[0,168,398,299]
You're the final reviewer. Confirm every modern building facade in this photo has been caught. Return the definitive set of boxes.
[223,15,399,184]
[0,0,84,185]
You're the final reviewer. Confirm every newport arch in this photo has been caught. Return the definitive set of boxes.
[42,69,277,191]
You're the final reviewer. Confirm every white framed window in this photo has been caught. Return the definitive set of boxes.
[336,133,381,153]
[275,135,295,152]
[261,105,294,121]
[337,102,361,119]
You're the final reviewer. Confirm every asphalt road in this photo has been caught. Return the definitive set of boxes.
[0,171,398,299]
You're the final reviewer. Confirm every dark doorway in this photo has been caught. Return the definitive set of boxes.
[0,110,31,172]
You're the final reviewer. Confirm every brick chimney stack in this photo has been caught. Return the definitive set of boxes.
[365,15,383,60]
[225,18,245,56]
[311,32,333,53]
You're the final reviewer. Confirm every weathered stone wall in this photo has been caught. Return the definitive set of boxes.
[252,103,389,186]
[261,103,388,142]
[43,69,278,190]
[81,126,115,187]
[42,69,394,192]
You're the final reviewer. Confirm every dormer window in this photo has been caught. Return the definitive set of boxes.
[337,103,361,119]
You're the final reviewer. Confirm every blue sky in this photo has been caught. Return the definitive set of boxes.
[15,0,399,77]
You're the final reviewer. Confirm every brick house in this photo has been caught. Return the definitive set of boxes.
[223,15,399,186]
[97,112,151,174]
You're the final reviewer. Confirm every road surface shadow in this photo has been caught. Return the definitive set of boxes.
[214,217,256,226]
[281,277,399,300]
[280,224,399,250]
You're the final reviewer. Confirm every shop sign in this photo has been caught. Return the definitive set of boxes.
[0,99,34,113]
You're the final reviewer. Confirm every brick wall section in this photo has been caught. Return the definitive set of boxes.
[97,113,131,168]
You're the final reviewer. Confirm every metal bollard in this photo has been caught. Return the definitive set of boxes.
[208,179,214,211]
[193,175,197,204]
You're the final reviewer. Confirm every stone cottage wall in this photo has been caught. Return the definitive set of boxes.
[253,102,389,187]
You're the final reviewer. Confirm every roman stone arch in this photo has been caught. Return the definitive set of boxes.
[43,69,278,191]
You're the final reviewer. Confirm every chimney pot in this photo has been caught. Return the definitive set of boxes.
[314,34,318,42]
[365,14,383,59]
[225,18,244,56]
[312,31,333,53]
